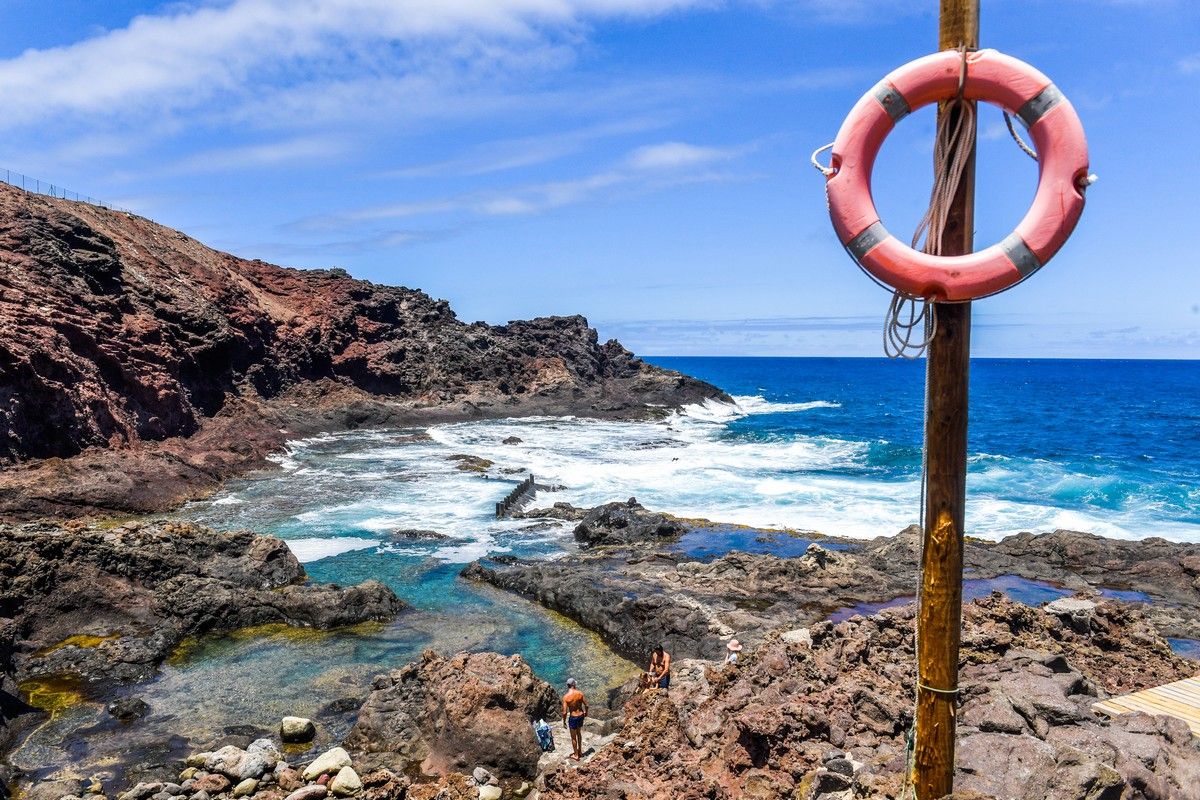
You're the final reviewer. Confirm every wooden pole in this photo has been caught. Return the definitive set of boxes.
[914,1,978,798]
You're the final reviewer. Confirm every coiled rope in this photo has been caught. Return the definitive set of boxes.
[886,48,976,359]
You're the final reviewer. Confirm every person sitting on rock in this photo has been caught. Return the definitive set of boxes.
[648,644,671,693]
[561,677,588,761]
[724,639,743,666]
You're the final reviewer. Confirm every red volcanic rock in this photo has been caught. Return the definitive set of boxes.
[345,650,558,780]
[538,595,1199,800]
[0,184,724,516]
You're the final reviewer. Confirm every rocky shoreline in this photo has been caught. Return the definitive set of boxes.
[2,500,1200,800]
[20,595,1197,800]
[0,520,405,773]
[464,499,1200,663]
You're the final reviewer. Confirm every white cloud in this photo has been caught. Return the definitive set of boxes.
[0,0,712,130]
[166,136,345,174]
[382,117,666,178]
[1179,53,1200,75]
[627,141,742,169]
[306,138,754,228]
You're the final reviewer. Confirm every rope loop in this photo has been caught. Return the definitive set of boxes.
[917,681,961,696]
[883,292,936,359]
[810,142,836,177]
[1003,111,1039,161]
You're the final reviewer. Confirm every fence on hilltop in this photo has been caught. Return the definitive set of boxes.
[0,167,133,214]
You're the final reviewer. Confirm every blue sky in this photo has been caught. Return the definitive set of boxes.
[1,1,1197,357]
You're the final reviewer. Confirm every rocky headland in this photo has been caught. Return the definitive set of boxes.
[0,184,725,519]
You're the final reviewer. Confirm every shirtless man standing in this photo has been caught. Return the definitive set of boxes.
[648,644,671,694]
[561,678,588,761]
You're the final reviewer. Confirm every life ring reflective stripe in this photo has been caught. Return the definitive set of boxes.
[825,49,1090,302]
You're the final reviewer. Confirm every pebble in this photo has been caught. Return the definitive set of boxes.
[232,779,258,798]
[284,786,328,800]
[780,628,813,647]
[302,747,352,781]
[329,767,362,797]
[191,774,230,794]
[280,716,317,744]
[205,745,246,778]
[478,787,502,800]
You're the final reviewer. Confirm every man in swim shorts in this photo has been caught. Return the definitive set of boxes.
[561,677,588,761]
[648,644,671,694]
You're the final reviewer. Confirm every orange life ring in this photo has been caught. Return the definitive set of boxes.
[824,49,1091,302]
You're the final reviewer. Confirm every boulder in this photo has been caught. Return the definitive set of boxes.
[205,745,247,778]
[345,651,558,780]
[191,774,230,795]
[573,499,687,548]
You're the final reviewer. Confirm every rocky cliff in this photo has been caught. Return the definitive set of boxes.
[0,185,724,516]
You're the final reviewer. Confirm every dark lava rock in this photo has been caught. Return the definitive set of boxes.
[539,595,1198,800]
[1,520,405,693]
[345,650,558,780]
[0,184,727,518]
[386,529,450,543]
[319,697,365,716]
[512,502,589,522]
[501,436,522,445]
[573,498,687,548]
[464,537,892,662]
[106,696,150,722]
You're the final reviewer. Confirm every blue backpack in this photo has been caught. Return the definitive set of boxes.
[534,719,555,752]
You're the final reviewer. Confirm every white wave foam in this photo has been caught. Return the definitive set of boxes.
[194,401,1200,556]
[676,396,840,423]
[212,496,244,506]
[285,537,379,563]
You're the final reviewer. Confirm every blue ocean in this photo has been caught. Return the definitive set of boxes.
[15,357,1200,777]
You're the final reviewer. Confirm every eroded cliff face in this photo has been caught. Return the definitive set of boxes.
[0,184,722,464]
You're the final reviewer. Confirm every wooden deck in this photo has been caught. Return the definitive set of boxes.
[1092,676,1200,736]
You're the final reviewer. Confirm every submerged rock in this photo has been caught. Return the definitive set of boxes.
[280,717,317,744]
[106,696,150,721]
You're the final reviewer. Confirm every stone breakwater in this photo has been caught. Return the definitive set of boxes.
[0,520,404,758]
[0,182,726,519]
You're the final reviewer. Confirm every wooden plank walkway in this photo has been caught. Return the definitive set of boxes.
[1092,676,1200,736]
